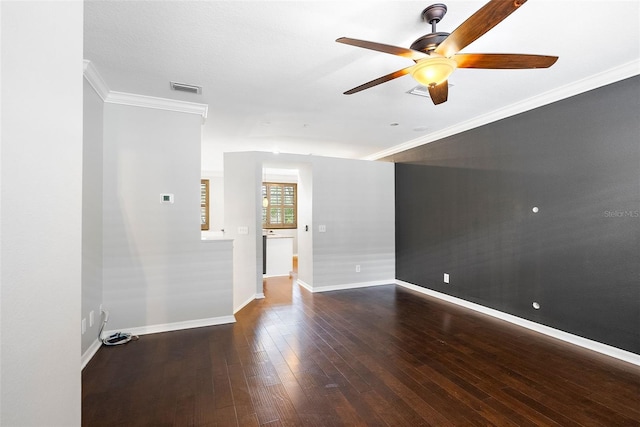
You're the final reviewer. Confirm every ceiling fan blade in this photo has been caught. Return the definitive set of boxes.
[427,81,448,105]
[454,53,558,69]
[336,37,428,61]
[344,65,415,95]
[435,0,528,58]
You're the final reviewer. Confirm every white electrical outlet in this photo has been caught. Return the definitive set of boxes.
[356,264,361,273]
[89,310,95,327]
[81,318,86,335]
[444,273,450,284]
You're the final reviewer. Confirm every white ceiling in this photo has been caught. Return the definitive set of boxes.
[84,1,640,172]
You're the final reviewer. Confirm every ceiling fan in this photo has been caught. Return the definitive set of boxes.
[337,0,558,105]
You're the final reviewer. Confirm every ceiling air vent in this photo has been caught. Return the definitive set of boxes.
[170,81,202,94]
[407,85,431,98]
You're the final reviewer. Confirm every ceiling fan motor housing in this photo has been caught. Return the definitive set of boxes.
[410,32,450,54]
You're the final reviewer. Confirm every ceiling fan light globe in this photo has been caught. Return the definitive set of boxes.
[410,56,457,87]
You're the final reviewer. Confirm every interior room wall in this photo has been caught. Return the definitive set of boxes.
[102,103,234,332]
[310,156,395,290]
[82,77,104,355]
[296,165,313,286]
[224,152,263,310]
[0,1,83,424]
[224,152,395,311]
[390,75,640,354]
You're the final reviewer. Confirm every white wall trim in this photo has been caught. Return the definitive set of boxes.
[105,91,208,120]
[255,293,265,299]
[82,314,237,369]
[82,59,208,120]
[366,59,640,161]
[81,338,102,370]
[103,315,236,338]
[83,60,109,101]
[301,279,394,294]
[234,294,260,314]
[396,279,640,367]
[297,279,312,292]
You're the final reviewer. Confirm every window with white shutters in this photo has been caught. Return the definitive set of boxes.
[262,182,297,229]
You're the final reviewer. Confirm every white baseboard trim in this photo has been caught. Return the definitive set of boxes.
[81,338,102,370]
[297,279,312,292]
[234,294,262,314]
[303,279,395,294]
[396,279,640,367]
[83,315,237,368]
[103,315,236,339]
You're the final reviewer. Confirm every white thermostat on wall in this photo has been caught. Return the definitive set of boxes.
[160,193,174,204]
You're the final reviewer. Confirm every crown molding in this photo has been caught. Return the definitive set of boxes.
[83,60,110,101]
[83,59,208,121]
[366,59,640,161]
[105,91,208,120]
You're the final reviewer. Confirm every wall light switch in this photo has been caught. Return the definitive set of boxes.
[238,226,249,235]
[319,225,326,232]
[81,318,86,335]
[89,310,95,327]
[444,273,450,284]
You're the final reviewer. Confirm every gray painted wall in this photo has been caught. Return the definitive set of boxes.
[312,156,395,289]
[1,2,83,424]
[390,76,640,354]
[82,78,104,354]
[224,152,263,309]
[102,104,234,332]
[297,165,313,286]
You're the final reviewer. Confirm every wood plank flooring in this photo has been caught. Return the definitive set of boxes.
[82,274,640,426]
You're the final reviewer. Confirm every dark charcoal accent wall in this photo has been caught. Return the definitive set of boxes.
[389,75,640,354]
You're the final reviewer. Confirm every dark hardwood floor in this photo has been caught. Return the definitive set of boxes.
[83,273,640,426]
